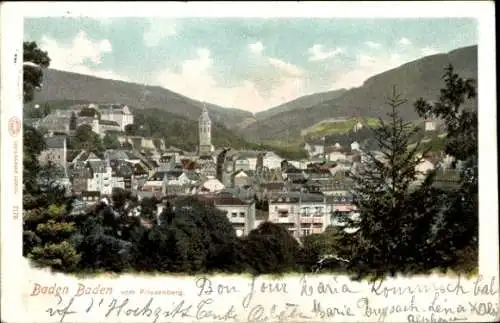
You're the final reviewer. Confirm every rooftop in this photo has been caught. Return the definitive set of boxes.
[271,192,325,204]
[99,120,120,126]
[45,135,66,149]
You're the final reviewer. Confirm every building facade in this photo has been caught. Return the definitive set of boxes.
[39,135,67,167]
[90,103,134,131]
[198,105,212,156]
[268,192,327,239]
[212,194,257,237]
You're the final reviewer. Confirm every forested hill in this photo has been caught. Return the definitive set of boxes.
[32,68,253,130]
[239,45,477,142]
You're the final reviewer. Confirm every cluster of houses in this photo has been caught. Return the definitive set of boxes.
[26,103,140,140]
[33,102,460,241]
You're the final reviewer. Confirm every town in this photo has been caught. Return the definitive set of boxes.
[28,100,461,242]
[20,16,479,277]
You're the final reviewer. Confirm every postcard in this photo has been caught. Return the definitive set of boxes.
[1,1,498,322]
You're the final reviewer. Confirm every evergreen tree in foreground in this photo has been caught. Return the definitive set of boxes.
[343,87,440,279]
[414,65,478,271]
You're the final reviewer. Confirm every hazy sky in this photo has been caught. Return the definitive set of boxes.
[24,18,477,112]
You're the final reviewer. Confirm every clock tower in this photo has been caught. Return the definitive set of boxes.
[198,104,212,156]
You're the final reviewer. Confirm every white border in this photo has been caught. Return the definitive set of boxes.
[1,1,497,322]
[9,1,492,18]
[1,2,24,317]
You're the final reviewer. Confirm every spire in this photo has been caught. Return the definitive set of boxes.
[199,102,211,122]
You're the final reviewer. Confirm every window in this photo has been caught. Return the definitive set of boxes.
[302,229,311,236]
[231,212,237,217]
[278,210,289,217]
[239,212,245,218]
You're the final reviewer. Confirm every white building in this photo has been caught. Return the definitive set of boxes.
[415,157,436,182]
[87,159,113,195]
[425,119,437,132]
[268,192,327,239]
[287,160,309,170]
[201,177,225,193]
[262,151,283,170]
[198,104,212,156]
[234,157,251,171]
[325,146,348,162]
[304,141,325,157]
[91,103,134,131]
[212,194,257,237]
[110,176,125,190]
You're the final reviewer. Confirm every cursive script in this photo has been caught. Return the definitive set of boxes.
[45,296,77,323]
[196,298,238,321]
[247,303,312,323]
[196,277,239,297]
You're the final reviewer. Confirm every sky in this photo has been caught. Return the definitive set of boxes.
[24,17,477,113]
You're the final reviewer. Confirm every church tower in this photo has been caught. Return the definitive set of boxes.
[198,104,212,156]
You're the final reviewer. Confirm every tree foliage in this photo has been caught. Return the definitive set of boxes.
[414,64,478,269]
[239,222,301,275]
[70,124,104,153]
[103,133,121,150]
[23,125,46,193]
[23,41,51,103]
[341,87,444,279]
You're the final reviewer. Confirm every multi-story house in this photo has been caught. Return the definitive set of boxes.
[87,159,113,195]
[210,193,257,237]
[235,151,260,171]
[262,151,283,170]
[70,163,92,194]
[303,169,338,195]
[259,182,285,200]
[38,113,70,135]
[304,138,325,157]
[39,135,68,167]
[155,170,199,196]
[198,155,217,178]
[325,194,357,226]
[142,170,170,195]
[268,192,327,239]
[234,156,251,172]
[90,103,134,131]
[233,170,252,187]
[110,160,134,190]
[324,145,349,162]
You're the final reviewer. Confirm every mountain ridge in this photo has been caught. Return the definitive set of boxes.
[255,88,347,120]
[238,45,478,142]
[33,68,254,130]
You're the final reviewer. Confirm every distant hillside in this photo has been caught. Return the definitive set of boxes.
[255,88,347,120]
[301,117,381,137]
[240,45,478,142]
[32,69,253,130]
[24,100,255,152]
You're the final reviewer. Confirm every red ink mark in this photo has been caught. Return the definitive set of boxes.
[8,117,21,137]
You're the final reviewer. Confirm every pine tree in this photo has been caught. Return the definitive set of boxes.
[414,65,478,271]
[343,86,436,279]
[25,204,81,271]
